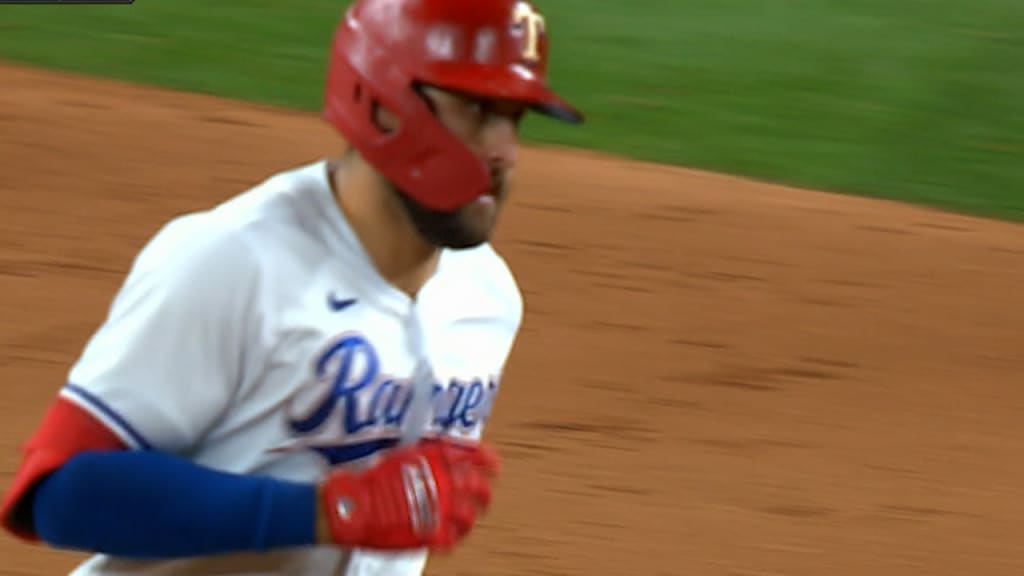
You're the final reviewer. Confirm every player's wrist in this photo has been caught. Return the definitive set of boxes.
[315,482,333,545]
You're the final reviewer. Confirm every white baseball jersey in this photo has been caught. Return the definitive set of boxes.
[58,160,523,576]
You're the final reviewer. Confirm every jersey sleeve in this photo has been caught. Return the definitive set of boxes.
[61,215,265,454]
[1,397,126,541]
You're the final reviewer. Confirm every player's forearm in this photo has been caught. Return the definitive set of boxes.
[31,450,318,559]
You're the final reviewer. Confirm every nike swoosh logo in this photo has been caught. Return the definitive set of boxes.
[327,294,358,312]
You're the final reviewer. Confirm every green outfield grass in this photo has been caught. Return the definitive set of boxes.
[1,0,1022,220]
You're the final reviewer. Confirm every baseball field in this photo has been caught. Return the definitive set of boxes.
[1,1,1023,574]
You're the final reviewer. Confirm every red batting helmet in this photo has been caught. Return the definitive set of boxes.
[323,0,584,212]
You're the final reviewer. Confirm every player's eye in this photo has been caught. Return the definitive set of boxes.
[502,103,528,124]
[464,98,488,120]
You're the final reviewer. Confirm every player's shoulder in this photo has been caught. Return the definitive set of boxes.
[204,159,332,235]
[120,213,260,317]
[133,161,330,276]
[439,243,523,326]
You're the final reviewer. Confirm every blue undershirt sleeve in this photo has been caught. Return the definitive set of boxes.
[31,450,318,559]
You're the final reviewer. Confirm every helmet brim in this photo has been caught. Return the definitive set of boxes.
[417,62,585,125]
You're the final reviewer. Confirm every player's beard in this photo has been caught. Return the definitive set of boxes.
[390,169,509,250]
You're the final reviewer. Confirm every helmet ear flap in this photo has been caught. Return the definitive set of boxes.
[324,40,489,212]
[346,79,393,136]
[410,82,439,117]
[372,80,450,136]
[371,99,401,135]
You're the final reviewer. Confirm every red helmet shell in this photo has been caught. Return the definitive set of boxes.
[323,0,583,211]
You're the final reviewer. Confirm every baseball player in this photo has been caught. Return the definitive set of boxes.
[0,0,583,574]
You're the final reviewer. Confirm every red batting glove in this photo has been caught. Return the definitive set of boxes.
[321,438,500,551]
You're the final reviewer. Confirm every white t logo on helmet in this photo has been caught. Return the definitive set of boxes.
[513,2,546,62]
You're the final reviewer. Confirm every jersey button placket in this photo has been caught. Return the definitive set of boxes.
[399,306,435,446]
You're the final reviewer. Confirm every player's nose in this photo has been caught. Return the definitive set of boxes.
[482,116,519,172]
